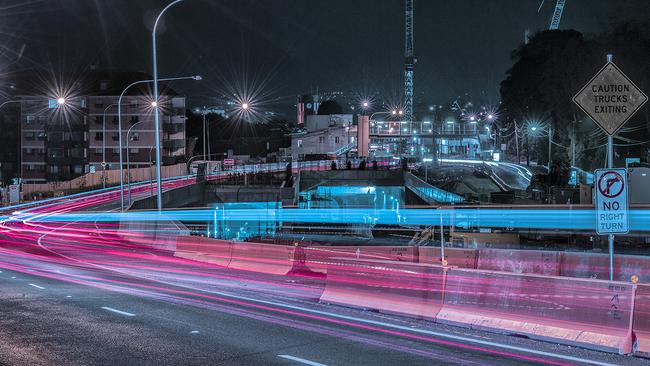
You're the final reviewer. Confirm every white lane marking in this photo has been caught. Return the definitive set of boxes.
[65,295,72,298]
[278,355,327,366]
[28,283,45,290]
[212,291,619,366]
[190,330,199,334]
[101,306,135,317]
[11,276,15,279]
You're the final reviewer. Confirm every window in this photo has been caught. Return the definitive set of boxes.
[49,166,59,174]
[25,148,34,155]
[129,116,139,124]
[26,164,35,171]
[26,115,35,123]
[73,165,83,174]
[297,140,303,148]
[112,148,120,156]
[36,165,45,172]
[318,136,324,144]
[130,132,139,141]
[37,132,47,140]
[95,148,102,155]
[112,133,119,141]
[95,132,103,140]
[25,132,35,141]
[335,136,340,144]
[130,148,139,155]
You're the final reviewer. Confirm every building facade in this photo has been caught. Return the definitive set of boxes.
[9,71,186,183]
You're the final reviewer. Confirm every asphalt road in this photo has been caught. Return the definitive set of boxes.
[0,230,647,366]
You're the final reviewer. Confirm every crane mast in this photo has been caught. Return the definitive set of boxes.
[404,0,415,121]
[548,0,566,30]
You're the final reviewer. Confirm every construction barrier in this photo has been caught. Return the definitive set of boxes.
[228,242,301,276]
[418,247,477,268]
[633,284,650,357]
[319,258,446,320]
[477,249,560,275]
[438,268,636,354]
[174,235,233,268]
[304,245,419,274]
[560,252,650,283]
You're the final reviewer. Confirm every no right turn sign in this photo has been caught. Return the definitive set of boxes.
[595,168,629,234]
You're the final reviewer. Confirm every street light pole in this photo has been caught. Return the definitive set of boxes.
[101,104,118,188]
[126,119,151,205]
[152,0,184,212]
[548,126,553,174]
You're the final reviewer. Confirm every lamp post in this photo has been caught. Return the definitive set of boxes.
[101,104,118,188]
[126,118,153,205]
[530,125,552,172]
[116,74,200,211]
[152,0,185,212]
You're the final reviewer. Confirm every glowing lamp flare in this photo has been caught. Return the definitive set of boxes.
[57,97,66,106]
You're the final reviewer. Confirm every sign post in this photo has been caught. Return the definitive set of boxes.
[573,54,647,281]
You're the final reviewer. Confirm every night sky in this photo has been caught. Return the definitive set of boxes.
[2,0,648,115]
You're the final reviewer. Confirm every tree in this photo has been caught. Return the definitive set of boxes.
[500,24,650,170]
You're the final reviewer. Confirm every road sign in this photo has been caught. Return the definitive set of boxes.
[89,165,96,174]
[223,158,235,166]
[101,161,107,168]
[573,62,647,136]
[595,168,629,235]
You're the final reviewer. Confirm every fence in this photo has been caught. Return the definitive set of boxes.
[21,164,186,199]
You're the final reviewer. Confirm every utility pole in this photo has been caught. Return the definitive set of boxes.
[404,0,415,122]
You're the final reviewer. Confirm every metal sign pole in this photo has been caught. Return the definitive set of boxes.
[606,53,614,282]
[607,134,614,281]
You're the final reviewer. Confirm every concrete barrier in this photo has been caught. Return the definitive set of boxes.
[633,284,650,357]
[174,236,233,267]
[560,252,650,283]
[304,245,418,274]
[228,242,299,276]
[437,268,636,354]
[319,258,446,320]
[477,249,560,275]
[418,247,477,268]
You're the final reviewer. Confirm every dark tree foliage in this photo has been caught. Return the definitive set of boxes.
[500,24,650,171]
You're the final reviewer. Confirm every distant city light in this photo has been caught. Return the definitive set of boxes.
[487,114,494,120]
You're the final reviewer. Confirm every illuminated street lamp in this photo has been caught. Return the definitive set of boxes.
[528,123,552,171]
[241,102,249,110]
[57,97,66,106]
[152,0,185,211]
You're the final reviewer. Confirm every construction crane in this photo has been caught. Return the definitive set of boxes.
[404,0,415,121]
[537,0,567,30]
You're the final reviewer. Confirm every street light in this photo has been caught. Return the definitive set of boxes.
[152,0,185,212]
[126,119,153,205]
[116,74,200,211]
[241,102,249,110]
[102,104,118,188]
[57,97,66,106]
[528,124,552,172]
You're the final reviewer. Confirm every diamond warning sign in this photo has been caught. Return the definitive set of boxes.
[573,62,647,136]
